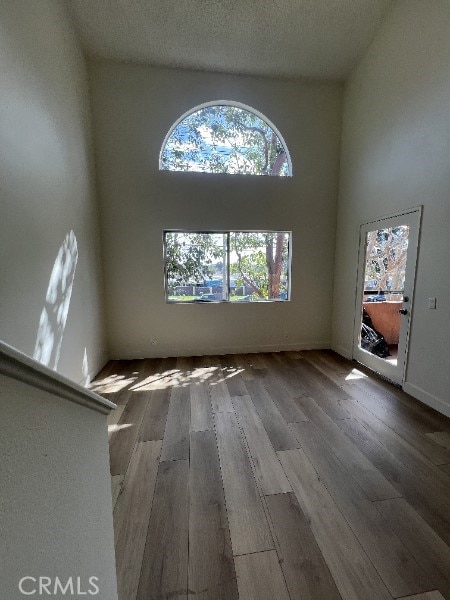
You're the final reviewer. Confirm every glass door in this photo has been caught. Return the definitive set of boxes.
[353,209,421,385]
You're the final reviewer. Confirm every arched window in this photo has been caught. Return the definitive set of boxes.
[159,101,292,176]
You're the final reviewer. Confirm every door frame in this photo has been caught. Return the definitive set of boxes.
[352,206,422,386]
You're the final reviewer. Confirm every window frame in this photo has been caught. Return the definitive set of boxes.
[163,229,292,304]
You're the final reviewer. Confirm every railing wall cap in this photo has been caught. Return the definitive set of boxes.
[0,340,116,415]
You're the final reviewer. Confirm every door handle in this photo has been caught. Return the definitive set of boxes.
[399,308,408,315]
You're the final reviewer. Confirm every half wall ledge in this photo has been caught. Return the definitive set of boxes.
[0,341,116,415]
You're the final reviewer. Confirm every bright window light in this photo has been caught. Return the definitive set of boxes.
[164,231,292,303]
[160,102,292,176]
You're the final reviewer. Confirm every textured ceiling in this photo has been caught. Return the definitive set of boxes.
[68,0,393,80]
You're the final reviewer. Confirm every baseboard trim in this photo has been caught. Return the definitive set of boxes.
[403,382,450,418]
[111,341,332,361]
[330,343,353,361]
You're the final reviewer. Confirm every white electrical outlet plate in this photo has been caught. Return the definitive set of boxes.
[428,297,437,309]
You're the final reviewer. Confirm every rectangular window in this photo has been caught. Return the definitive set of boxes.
[164,231,291,303]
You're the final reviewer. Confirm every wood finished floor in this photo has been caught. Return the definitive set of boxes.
[92,350,450,600]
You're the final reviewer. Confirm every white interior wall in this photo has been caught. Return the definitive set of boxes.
[89,61,343,358]
[0,0,107,383]
[332,0,450,416]
[0,372,118,600]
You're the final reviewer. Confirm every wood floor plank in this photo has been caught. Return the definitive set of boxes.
[312,349,353,375]
[139,388,170,441]
[262,374,309,423]
[111,474,124,509]
[289,359,352,420]
[232,354,258,380]
[130,357,177,392]
[209,380,234,413]
[349,383,450,465]
[107,404,126,438]
[300,350,347,386]
[122,358,163,393]
[176,355,194,373]
[352,379,438,434]
[290,421,431,598]
[266,493,342,600]
[341,392,450,495]
[114,441,161,600]
[425,431,450,451]
[189,431,238,600]
[91,360,140,397]
[355,376,450,433]
[291,355,350,399]
[109,396,148,475]
[214,411,273,556]
[205,355,226,377]
[232,395,291,495]
[190,383,213,432]
[244,379,299,451]
[160,386,190,462]
[243,353,267,369]
[297,396,400,500]
[342,367,450,433]
[285,350,303,359]
[190,356,218,386]
[263,353,310,396]
[375,497,450,600]
[338,417,450,545]
[220,355,249,397]
[137,459,189,600]
[278,448,392,600]
[399,592,445,600]
[107,403,125,426]
[234,550,290,600]
[225,373,250,397]
[110,387,134,408]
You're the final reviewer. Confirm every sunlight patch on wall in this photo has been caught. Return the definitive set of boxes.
[82,347,90,386]
[33,231,78,370]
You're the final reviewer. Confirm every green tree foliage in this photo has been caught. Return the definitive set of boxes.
[165,231,290,300]
[230,232,289,299]
[161,105,289,176]
[364,226,409,294]
[165,232,224,286]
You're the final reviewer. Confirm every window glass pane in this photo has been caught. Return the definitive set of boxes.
[161,104,290,176]
[165,232,228,302]
[164,231,291,303]
[229,232,290,301]
[363,226,409,302]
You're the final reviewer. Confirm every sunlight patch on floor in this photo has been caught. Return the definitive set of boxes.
[345,368,368,381]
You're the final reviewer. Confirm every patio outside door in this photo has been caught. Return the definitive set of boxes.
[353,208,422,385]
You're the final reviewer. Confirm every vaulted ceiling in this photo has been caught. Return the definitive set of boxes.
[68,0,393,80]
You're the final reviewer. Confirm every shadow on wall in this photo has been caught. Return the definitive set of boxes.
[33,231,78,370]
